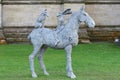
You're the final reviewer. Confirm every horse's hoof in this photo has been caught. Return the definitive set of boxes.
[67,72,76,79]
[32,73,38,78]
[70,74,76,79]
[44,71,49,76]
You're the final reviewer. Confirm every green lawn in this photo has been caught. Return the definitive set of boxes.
[0,43,120,80]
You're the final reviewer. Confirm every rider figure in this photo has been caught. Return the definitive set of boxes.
[54,9,72,47]
[35,9,48,28]
[56,9,72,31]
[56,12,65,30]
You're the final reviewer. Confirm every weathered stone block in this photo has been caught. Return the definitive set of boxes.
[3,27,33,43]
[86,4,120,26]
[2,0,85,4]
[6,38,28,43]
[0,30,5,39]
[64,0,84,3]
[3,5,61,27]
[0,40,7,44]
[78,29,89,39]
[2,0,61,4]
[0,29,7,44]
[85,0,120,3]
[0,4,1,28]
[78,29,90,43]
[88,27,120,41]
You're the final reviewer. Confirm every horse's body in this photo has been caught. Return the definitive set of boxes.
[28,7,95,79]
[29,14,79,49]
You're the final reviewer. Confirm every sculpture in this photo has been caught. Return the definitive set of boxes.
[56,8,72,30]
[28,6,95,79]
[34,9,48,28]
[55,8,72,46]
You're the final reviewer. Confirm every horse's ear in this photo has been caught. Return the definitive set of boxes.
[80,6,85,12]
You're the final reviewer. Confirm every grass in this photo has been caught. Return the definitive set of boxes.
[0,42,120,80]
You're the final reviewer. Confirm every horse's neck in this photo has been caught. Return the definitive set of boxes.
[65,13,80,32]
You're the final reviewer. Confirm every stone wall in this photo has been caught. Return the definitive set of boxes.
[0,0,6,44]
[85,0,120,41]
[0,0,120,43]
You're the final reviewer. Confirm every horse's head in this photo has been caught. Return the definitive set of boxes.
[78,6,95,28]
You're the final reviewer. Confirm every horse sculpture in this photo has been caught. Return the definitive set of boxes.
[28,6,95,79]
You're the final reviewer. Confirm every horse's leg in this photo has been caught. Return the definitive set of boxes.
[38,46,49,76]
[29,43,42,78]
[65,45,76,79]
